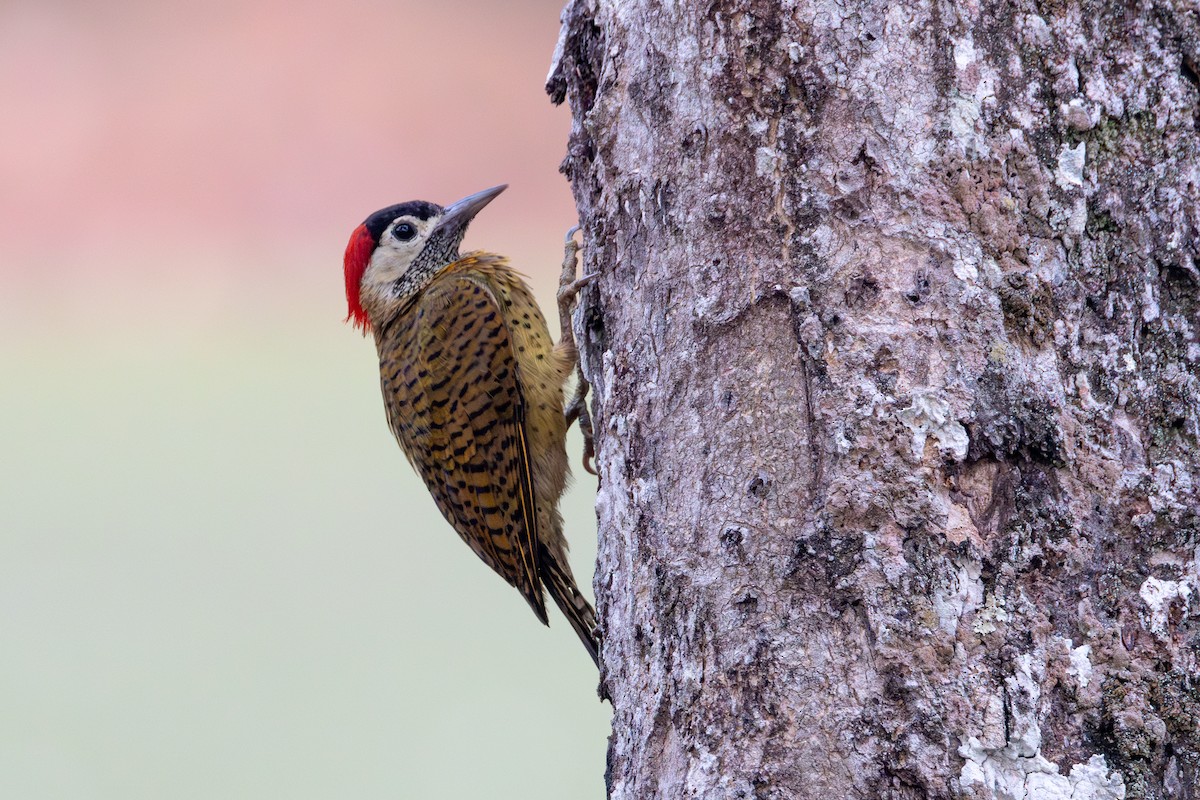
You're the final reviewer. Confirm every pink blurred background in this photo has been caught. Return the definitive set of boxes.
[0,0,578,328]
[0,3,606,798]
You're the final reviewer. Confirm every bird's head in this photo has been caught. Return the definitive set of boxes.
[343,184,507,333]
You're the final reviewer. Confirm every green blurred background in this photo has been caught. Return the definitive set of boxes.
[0,1,609,797]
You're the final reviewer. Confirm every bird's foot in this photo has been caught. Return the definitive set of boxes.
[556,226,595,309]
[564,386,596,475]
[558,226,597,476]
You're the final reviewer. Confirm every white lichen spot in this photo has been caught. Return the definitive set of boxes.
[1068,643,1093,688]
[787,41,802,62]
[960,654,1126,799]
[833,424,853,455]
[1140,575,1194,637]
[1141,280,1160,322]
[1056,142,1086,189]
[898,392,969,460]
[960,748,1126,800]
[953,255,979,282]
[954,35,976,69]
[973,592,1011,635]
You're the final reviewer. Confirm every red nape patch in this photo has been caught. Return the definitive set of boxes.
[343,224,375,333]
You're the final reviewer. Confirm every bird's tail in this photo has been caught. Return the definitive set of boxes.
[541,549,600,668]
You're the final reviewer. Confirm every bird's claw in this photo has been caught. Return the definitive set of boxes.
[559,226,597,476]
[564,390,597,475]
[557,272,597,306]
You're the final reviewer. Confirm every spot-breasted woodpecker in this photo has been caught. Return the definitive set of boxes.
[343,185,599,666]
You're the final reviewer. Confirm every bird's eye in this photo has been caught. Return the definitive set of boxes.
[392,222,416,242]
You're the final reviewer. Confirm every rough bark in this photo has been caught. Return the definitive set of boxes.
[548,1,1199,798]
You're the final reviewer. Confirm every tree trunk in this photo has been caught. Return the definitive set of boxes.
[548,1,1200,797]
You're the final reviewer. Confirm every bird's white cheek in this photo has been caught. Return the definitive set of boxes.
[365,247,416,286]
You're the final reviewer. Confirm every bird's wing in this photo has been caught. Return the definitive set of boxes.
[377,272,547,623]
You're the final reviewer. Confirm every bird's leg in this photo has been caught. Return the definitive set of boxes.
[558,226,598,475]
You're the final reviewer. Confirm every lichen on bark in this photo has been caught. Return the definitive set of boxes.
[549,1,1199,797]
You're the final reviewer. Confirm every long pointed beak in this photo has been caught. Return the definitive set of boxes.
[435,184,507,238]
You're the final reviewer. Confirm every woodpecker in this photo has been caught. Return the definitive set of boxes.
[343,184,599,666]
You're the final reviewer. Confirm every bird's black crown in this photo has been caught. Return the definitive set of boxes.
[363,201,441,242]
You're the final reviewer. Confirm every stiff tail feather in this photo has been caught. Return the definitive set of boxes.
[541,550,600,667]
